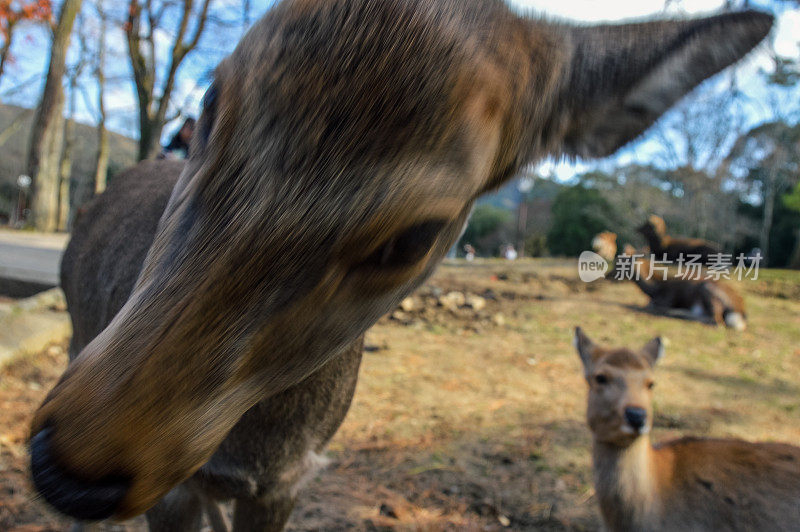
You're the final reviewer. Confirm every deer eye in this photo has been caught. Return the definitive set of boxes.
[198,83,218,145]
[595,374,609,385]
[359,220,447,269]
[647,381,655,390]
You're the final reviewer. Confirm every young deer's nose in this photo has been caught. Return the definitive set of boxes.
[30,427,129,520]
[624,407,647,431]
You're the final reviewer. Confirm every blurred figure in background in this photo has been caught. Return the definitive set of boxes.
[464,243,476,261]
[159,118,196,160]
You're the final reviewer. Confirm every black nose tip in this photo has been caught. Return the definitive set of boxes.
[624,407,647,431]
[30,428,129,521]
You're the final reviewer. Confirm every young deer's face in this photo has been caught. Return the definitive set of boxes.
[31,0,771,520]
[575,328,663,446]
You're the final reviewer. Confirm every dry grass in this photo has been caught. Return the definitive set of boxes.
[1,259,798,530]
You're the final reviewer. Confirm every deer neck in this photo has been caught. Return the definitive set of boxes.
[593,436,661,530]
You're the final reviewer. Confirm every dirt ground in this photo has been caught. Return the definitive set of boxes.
[1,259,799,531]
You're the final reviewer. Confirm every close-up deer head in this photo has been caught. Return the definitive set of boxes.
[29,0,772,521]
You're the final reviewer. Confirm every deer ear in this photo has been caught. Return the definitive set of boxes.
[642,337,664,367]
[574,327,597,372]
[557,10,773,158]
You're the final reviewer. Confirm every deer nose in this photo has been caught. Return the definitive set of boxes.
[624,407,647,431]
[29,427,129,520]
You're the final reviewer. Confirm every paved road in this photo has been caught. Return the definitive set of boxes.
[0,230,68,286]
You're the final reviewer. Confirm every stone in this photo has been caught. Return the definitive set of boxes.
[465,294,486,311]
[438,291,465,311]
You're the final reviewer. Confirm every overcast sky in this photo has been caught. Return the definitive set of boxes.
[1,0,798,179]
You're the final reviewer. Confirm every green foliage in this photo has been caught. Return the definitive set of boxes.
[524,233,547,257]
[785,182,800,213]
[458,204,513,257]
[547,184,616,257]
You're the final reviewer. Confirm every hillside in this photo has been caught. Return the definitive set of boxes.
[0,104,138,216]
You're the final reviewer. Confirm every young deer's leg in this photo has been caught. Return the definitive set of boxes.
[231,493,296,532]
[145,483,203,531]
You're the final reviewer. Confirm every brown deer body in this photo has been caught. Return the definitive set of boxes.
[29,0,773,527]
[621,245,747,329]
[575,328,800,532]
[633,276,747,329]
[638,215,722,263]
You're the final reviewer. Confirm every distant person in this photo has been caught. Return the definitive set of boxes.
[504,244,518,261]
[159,118,196,160]
[746,247,763,267]
[464,243,476,261]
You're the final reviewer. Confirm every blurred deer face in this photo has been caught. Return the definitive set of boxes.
[575,328,662,446]
[30,0,771,520]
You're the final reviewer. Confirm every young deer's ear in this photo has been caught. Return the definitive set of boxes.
[574,327,597,372]
[642,337,664,367]
[557,10,773,158]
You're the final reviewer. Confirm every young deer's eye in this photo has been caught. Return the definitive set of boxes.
[595,374,609,385]
[359,220,447,269]
[647,381,655,390]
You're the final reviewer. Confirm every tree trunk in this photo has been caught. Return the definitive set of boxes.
[789,228,800,269]
[57,126,73,231]
[759,175,776,267]
[57,111,76,231]
[94,122,110,194]
[138,118,164,161]
[26,0,83,232]
[127,0,214,161]
[0,26,15,86]
[94,9,109,194]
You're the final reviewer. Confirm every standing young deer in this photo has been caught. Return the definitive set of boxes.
[29,0,773,528]
[574,328,800,531]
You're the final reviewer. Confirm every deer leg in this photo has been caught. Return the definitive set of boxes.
[145,483,203,531]
[231,492,296,532]
[200,493,229,532]
[699,293,725,326]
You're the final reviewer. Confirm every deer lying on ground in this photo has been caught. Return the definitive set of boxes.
[29,0,772,528]
[638,214,722,264]
[574,328,800,531]
[618,244,747,330]
[592,231,617,262]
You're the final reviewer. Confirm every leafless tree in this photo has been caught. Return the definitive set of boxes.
[91,0,109,195]
[125,0,212,161]
[26,0,82,232]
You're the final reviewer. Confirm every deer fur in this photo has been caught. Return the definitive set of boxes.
[574,328,800,531]
[638,215,722,264]
[29,0,773,528]
[619,245,747,329]
[592,231,618,262]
